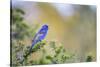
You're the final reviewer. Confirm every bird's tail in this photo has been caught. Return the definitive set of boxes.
[23,43,34,60]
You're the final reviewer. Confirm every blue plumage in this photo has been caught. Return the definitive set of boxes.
[29,24,48,52]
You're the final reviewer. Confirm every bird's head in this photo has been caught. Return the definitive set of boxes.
[42,24,48,30]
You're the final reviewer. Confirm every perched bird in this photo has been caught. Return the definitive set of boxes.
[28,25,48,55]
[21,25,48,63]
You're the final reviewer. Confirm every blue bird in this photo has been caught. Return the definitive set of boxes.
[29,24,48,53]
[21,25,48,63]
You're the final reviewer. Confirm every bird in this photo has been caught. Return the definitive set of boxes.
[21,25,48,64]
[27,24,48,56]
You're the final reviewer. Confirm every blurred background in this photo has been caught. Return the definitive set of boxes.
[11,1,96,64]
